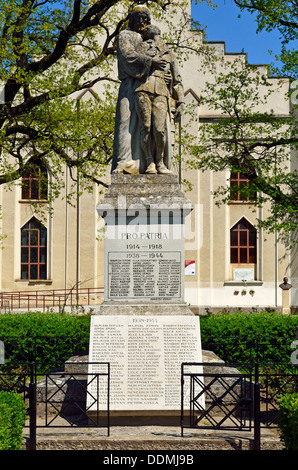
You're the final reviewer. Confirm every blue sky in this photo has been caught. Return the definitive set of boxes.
[191,1,284,67]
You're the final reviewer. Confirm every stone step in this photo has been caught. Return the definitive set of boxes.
[22,425,282,451]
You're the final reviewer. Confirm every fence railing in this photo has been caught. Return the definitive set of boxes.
[0,287,104,312]
[0,361,110,450]
[1,333,298,450]
[181,361,298,450]
[1,359,297,450]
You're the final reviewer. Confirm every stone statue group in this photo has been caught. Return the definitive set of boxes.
[112,6,184,175]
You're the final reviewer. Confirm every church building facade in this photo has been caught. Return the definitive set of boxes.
[0,2,296,313]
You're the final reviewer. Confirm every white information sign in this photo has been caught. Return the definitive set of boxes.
[233,268,254,282]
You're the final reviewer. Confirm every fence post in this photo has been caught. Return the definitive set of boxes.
[28,363,37,450]
[180,363,184,437]
[107,362,110,437]
[253,364,261,450]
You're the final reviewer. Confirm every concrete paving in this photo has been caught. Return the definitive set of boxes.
[22,416,283,450]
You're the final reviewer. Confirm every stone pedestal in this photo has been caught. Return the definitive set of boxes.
[279,278,292,315]
[88,174,204,424]
[282,290,291,314]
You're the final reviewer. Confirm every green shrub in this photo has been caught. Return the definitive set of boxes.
[0,391,27,450]
[0,312,91,369]
[1,311,297,367]
[278,393,298,450]
[0,403,13,450]
[199,312,298,363]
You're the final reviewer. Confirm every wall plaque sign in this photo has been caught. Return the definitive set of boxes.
[233,268,254,282]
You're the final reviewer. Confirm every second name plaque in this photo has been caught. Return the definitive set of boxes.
[87,315,203,412]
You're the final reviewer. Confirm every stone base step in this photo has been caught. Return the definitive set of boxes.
[22,425,283,451]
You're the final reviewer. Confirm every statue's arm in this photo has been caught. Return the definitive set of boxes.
[169,53,185,120]
[117,31,152,80]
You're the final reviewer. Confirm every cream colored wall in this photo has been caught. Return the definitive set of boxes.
[183,163,290,311]
[91,0,296,311]
[288,106,298,310]
[180,61,291,310]
[0,169,104,293]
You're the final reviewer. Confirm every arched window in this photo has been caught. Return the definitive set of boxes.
[230,173,256,202]
[230,218,256,264]
[21,218,47,280]
[21,159,48,200]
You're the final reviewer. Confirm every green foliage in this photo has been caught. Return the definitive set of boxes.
[234,0,298,78]
[0,403,13,450]
[189,57,298,242]
[0,0,119,190]
[0,312,91,369]
[0,391,27,450]
[278,392,298,450]
[200,312,298,363]
[190,0,298,239]
[2,311,297,368]
[0,0,212,200]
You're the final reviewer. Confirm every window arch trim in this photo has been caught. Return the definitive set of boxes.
[21,217,47,280]
[230,217,257,264]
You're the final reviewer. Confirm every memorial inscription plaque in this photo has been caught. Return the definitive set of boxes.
[87,315,203,412]
[108,251,181,300]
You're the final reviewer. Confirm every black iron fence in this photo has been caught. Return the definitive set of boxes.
[0,361,110,450]
[181,361,298,450]
[2,360,297,450]
[1,334,298,450]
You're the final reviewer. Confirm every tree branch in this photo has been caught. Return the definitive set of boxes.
[234,0,298,30]
[28,0,119,73]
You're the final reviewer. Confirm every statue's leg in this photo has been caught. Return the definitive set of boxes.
[112,81,139,174]
[135,92,157,174]
[152,95,172,174]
